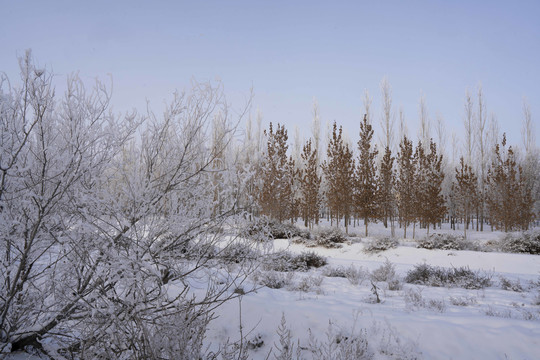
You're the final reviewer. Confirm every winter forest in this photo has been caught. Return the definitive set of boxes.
[1,52,540,360]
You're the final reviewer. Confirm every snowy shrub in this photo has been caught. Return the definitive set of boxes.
[363,237,398,254]
[273,314,302,360]
[427,299,447,313]
[264,251,327,272]
[499,229,540,254]
[416,233,477,251]
[499,276,524,292]
[218,242,259,264]
[405,263,492,289]
[257,271,295,289]
[484,306,513,318]
[387,278,403,291]
[290,274,325,293]
[295,251,328,269]
[345,265,369,286]
[371,259,398,283]
[322,266,349,278]
[404,287,426,309]
[310,227,348,248]
[244,218,309,241]
[404,287,446,312]
[449,295,477,306]
[307,322,374,360]
[533,292,540,306]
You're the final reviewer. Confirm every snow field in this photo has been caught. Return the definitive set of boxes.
[208,224,540,359]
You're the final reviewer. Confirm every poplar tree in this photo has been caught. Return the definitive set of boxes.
[413,141,426,238]
[259,123,293,222]
[396,135,415,238]
[486,134,533,231]
[452,157,478,238]
[378,146,395,235]
[355,114,379,236]
[422,139,446,235]
[299,138,321,229]
[322,122,355,233]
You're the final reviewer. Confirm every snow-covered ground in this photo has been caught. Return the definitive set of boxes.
[208,223,540,360]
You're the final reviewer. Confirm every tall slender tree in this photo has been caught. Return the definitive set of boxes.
[378,146,395,236]
[423,140,446,235]
[355,114,379,236]
[258,123,293,222]
[299,138,321,229]
[452,157,478,239]
[322,122,355,233]
[396,135,416,238]
[486,134,533,231]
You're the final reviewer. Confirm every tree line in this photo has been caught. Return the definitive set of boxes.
[246,89,537,238]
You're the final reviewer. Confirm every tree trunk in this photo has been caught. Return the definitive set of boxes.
[365,218,368,237]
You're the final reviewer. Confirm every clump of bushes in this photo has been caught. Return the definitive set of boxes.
[363,237,398,254]
[256,271,294,289]
[499,276,524,292]
[322,265,369,286]
[404,263,492,289]
[403,288,446,312]
[370,259,397,283]
[416,233,477,251]
[217,242,259,264]
[264,250,327,272]
[244,217,309,241]
[370,259,402,290]
[499,229,540,255]
[309,227,348,248]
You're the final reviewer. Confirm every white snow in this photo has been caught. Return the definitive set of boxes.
[207,223,540,359]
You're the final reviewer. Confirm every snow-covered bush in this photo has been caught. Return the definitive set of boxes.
[218,242,260,264]
[294,251,328,269]
[405,263,492,289]
[499,276,524,292]
[371,259,398,283]
[449,296,477,306]
[499,229,540,254]
[404,287,426,309]
[403,288,446,312]
[310,227,348,248]
[257,271,295,289]
[273,314,302,360]
[416,233,477,251]
[363,237,398,254]
[533,292,540,306]
[322,266,350,278]
[307,322,374,360]
[346,265,369,286]
[290,274,325,293]
[264,250,327,272]
[244,217,309,241]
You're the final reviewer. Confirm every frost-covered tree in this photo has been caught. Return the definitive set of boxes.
[0,52,255,358]
[475,85,488,231]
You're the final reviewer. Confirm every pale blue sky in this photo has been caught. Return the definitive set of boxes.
[1,0,539,152]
